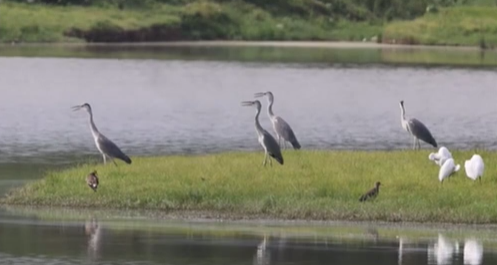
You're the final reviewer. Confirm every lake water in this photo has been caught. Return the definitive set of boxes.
[1,43,497,264]
[1,206,497,265]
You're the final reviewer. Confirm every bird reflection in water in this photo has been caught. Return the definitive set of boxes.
[254,234,271,265]
[464,238,483,265]
[427,234,458,265]
[85,217,102,262]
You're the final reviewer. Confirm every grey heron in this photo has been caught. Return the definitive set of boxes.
[241,100,284,166]
[72,103,132,165]
[254,91,301,150]
[399,100,437,150]
[359,181,381,202]
[86,170,99,192]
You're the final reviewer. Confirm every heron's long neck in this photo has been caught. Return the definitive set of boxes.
[255,106,264,136]
[400,106,406,121]
[88,111,100,138]
[267,97,275,118]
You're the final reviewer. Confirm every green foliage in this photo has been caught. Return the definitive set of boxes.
[4,150,497,223]
[179,1,237,39]
[383,6,497,47]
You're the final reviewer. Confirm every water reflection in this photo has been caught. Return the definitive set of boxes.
[85,217,102,262]
[464,239,483,265]
[428,234,458,265]
[254,235,270,265]
[0,212,496,265]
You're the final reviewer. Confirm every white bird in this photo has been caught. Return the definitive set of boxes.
[464,239,483,265]
[439,158,460,183]
[464,154,484,182]
[429,146,452,166]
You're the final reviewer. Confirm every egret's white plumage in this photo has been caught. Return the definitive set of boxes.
[464,154,484,182]
[438,158,460,183]
[429,146,452,166]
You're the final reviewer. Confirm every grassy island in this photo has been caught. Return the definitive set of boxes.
[3,150,497,224]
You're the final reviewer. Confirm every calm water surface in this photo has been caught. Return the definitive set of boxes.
[1,44,497,265]
[0,207,497,265]
[1,52,497,163]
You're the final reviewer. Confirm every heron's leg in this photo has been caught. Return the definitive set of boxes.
[283,140,287,150]
[263,152,268,166]
[412,137,416,150]
[102,154,107,165]
[269,156,273,167]
[416,139,421,150]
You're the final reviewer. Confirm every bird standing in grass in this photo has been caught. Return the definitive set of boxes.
[438,158,460,183]
[254,91,301,150]
[399,100,437,150]
[86,171,99,192]
[72,103,132,166]
[359,181,381,202]
[241,100,284,166]
[429,146,452,166]
[464,154,484,182]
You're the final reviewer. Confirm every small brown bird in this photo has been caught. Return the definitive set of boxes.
[359,181,381,202]
[86,171,99,192]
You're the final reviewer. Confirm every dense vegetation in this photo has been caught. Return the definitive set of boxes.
[1,0,496,46]
[4,150,497,224]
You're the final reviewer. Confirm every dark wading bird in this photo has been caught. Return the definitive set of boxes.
[254,91,301,150]
[242,100,284,166]
[399,100,437,150]
[86,171,99,192]
[359,181,381,202]
[72,103,132,165]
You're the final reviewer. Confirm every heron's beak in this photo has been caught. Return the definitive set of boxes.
[241,101,254,106]
[254,92,266,98]
[71,105,82,111]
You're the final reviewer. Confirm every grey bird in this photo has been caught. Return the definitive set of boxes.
[359,181,381,202]
[72,103,132,165]
[254,91,301,150]
[86,170,99,192]
[399,100,437,150]
[242,100,284,166]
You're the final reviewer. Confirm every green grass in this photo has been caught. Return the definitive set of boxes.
[383,6,497,47]
[0,1,382,43]
[3,150,497,224]
[0,2,180,42]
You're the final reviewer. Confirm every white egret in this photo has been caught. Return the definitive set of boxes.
[438,158,460,183]
[429,146,452,166]
[464,154,484,182]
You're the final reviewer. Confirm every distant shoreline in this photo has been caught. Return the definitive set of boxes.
[0,40,488,52]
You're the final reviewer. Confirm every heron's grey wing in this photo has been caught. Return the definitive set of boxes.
[274,116,301,149]
[408,118,437,147]
[263,131,284,165]
[97,135,132,164]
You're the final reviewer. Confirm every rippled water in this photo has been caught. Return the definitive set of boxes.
[1,56,497,164]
